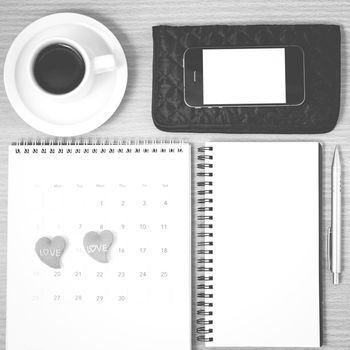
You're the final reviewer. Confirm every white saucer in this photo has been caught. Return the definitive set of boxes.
[4,13,128,136]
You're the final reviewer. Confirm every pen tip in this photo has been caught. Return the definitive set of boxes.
[332,145,340,163]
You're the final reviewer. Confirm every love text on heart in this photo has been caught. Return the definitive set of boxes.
[39,248,63,257]
[86,244,109,253]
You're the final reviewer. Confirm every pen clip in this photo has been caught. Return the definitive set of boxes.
[327,227,332,271]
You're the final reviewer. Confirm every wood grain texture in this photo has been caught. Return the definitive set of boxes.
[0,0,349,349]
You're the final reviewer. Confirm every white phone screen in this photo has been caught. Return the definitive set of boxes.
[202,48,286,105]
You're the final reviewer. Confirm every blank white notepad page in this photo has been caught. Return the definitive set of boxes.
[207,142,320,348]
[7,143,191,350]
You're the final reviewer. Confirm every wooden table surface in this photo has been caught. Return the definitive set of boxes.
[0,1,349,349]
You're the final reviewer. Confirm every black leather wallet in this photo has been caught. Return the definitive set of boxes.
[152,24,340,134]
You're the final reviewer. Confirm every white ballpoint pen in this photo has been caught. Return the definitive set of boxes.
[328,146,342,284]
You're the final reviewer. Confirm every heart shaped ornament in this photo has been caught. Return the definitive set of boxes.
[35,236,66,269]
[83,230,114,263]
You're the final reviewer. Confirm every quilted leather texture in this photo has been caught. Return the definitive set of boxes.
[152,25,340,134]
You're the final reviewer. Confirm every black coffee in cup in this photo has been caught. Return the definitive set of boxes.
[33,43,85,95]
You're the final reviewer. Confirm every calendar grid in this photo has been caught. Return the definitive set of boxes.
[7,141,191,350]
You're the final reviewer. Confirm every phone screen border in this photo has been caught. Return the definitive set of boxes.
[183,45,305,108]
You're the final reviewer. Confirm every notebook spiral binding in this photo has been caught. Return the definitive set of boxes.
[14,139,183,146]
[196,146,214,343]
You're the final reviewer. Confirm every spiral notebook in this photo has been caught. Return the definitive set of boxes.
[7,140,321,349]
[196,142,321,348]
[7,141,191,350]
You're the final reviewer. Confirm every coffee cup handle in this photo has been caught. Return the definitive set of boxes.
[92,54,116,74]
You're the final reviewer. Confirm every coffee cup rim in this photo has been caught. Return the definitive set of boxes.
[28,36,92,99]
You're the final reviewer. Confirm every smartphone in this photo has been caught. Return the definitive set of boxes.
[183,46,305,107]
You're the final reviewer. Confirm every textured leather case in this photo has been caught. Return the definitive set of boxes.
[152,25,340,134]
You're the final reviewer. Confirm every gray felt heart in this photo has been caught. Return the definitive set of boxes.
[35,236,66,269]
[83,230,114,263]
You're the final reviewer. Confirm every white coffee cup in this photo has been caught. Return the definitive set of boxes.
[29,37,117,100]
[4,13,128,136]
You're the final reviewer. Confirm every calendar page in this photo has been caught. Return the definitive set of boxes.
[7,142,191,350]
